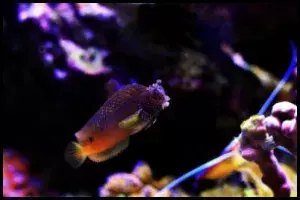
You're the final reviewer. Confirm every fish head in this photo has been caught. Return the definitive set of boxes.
[75,130,100,149]
[140,80,170,116]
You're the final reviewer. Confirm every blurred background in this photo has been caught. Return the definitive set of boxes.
[3,2,298,197]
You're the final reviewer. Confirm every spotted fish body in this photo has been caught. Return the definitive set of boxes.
[65,80,170,168]
[85,84,147,129]
[76,84,148,152]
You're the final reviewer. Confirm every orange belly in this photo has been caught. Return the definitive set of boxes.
[84,126,132,155]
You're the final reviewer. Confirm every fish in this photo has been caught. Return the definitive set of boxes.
[194,137,257,182]
[193,137,242,182]
[64,80,170,168]
[105,78,125,98]
[195,151,247,181]
[195,147,296,197]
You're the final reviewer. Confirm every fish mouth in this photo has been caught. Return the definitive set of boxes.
[148,79,170,110]
[162,95,170,110]
[75,131,81,139]
[162,101,170,109]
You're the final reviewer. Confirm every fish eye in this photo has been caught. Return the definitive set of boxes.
[88,137,94,142]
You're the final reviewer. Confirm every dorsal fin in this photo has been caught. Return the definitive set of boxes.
[84,80,147,129]
[105,78,124,98]
[96,83,147,118]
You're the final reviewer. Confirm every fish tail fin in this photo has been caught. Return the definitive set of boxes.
[64,142,87,168]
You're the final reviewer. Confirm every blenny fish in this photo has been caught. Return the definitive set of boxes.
[64,80,170,168]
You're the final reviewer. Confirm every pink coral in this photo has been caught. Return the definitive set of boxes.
[131,161,153,184]
[239,101,297,197]
[265,101,297,155]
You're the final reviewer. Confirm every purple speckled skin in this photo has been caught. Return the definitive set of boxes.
[76,81,169,145]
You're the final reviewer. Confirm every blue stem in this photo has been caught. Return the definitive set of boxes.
[156,41,297,196]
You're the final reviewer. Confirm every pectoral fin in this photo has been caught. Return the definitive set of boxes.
[88,138,129,163]
[119,109,153,135]
[118,109,143,127]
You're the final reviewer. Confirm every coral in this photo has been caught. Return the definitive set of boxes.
[3,149,39,197]
[98,161,191,197]
[243,188,258,197]
[239,101,297,197]
[104,173,143,194]
[280,163,297,186]
[6,3,297,197]
[59,39,111,76]
[268,101,297,155]
[131,161,153,184]
[239,164,274,197]
[151,176,175,189]
[98,185,117,197]
[280,163,297,197]
[200,184,244,197]
[129,185,157,197]
[239,162,297,197]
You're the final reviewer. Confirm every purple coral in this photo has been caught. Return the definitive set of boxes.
[267,101,297,155]
[239,101,297,197]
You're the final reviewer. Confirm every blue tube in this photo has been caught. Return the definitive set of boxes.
[257,41,297,115]
[156,41,297,196]
[222,41,297,155]
[155,152,236,196]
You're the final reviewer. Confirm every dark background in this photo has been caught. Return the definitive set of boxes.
[3,3,298,195]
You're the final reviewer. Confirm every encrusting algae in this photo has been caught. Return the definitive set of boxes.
[98,161,191,197]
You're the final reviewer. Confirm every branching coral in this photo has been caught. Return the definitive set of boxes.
[98,161,191,197]
[239,101,297,197]
[268,102,297,155]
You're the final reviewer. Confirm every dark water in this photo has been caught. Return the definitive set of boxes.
[3,3,297,195]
